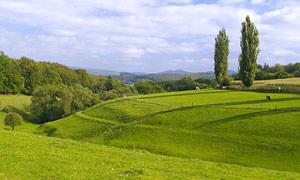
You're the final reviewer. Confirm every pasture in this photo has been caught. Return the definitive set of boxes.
[37,89,300,173]
[1,129,300,179]
[0,95,38,132]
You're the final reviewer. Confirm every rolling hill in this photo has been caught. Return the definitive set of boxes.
[36,89,300,173]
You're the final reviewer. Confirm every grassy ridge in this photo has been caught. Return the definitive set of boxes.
[37,89,300,173]
[1,129,300,180]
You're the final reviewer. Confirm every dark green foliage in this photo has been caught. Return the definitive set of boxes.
[18,57,41,94]
[30,84,101,123]
[134,81,165,94]
[177,77,199,91]
[112,72,215,84]
[157,77,213,92]
[70,84,101,113]
[0,52,137,102]
[4,113,23,130]
[0,52,22,94]
[254,63,300,80]
[75,69,90,87]
[239,16,260,87]
[101,89,121,101]
[220,76,232,86]
[105,76,113,91]
[30,85,72,123]
[214,28,229,83]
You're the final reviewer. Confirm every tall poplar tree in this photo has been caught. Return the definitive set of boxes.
[239,16,260,87]
[214,28,229,83]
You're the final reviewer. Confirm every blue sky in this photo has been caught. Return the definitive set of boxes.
[0,0,299,73]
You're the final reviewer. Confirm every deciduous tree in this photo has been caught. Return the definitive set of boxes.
[4,113,23,130]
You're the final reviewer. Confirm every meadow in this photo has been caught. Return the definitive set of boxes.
[0,95,38,132]
[232,78,300,93]
[1,129,300,179]
[36,89,300,174]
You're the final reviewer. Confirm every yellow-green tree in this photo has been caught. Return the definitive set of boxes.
[4,113,23,130]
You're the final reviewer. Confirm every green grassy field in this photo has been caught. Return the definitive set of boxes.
[0,95,31,110]
[232,78,300,93]
[0,95,38,132]
[1,129,300,180]
[37,89,300,174]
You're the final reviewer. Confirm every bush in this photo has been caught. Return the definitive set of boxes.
[221,76,232,86]
[101,90,121,101]
[4,113,23,130]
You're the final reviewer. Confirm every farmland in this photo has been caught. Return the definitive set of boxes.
[36,89,300,173]
[2,129,300,179]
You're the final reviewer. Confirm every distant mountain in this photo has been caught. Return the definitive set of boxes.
[112,72,215,84]
[228,70,238,75]
[158,69,191,74]
[85,68,120,76]
[121,72,146,76]
[205,70,237,75]
[70,66,120,76]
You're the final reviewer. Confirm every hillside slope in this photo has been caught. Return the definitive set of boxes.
[37,89,300,173]
[1,129,300,180]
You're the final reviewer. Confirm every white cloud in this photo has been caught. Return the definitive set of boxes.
[218,0,246,4]
[251,0,265,4]
[0,0,299,72]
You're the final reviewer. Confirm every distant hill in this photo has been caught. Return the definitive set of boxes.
[228,70,238,75]
[120,72,146,76]
[112,72,215,84]
[158,69,191,74]
[70,66,120,76]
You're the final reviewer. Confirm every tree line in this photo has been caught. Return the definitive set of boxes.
[0,52,138,123]
[232,63,300,80]
[0,51,137,97]
[134,77,216,94]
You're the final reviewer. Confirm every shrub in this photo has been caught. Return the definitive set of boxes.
[221,76,232,86]
[4,113,23,130]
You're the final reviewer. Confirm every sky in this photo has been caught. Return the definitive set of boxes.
[0,0,299,73]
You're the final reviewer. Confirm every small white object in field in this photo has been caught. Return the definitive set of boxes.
[196,87,200,90]
[222,86,227,89]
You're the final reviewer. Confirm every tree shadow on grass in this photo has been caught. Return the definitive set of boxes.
[1,105,38,124]
[193,106,300,129]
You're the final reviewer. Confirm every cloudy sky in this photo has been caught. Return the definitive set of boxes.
[0,0,299,73]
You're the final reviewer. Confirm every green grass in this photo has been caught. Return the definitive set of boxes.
[0,95,38,132]
[37,89,300,173]
[1,129,300,180]
[232,78,300,93]
[0,95,31,110]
